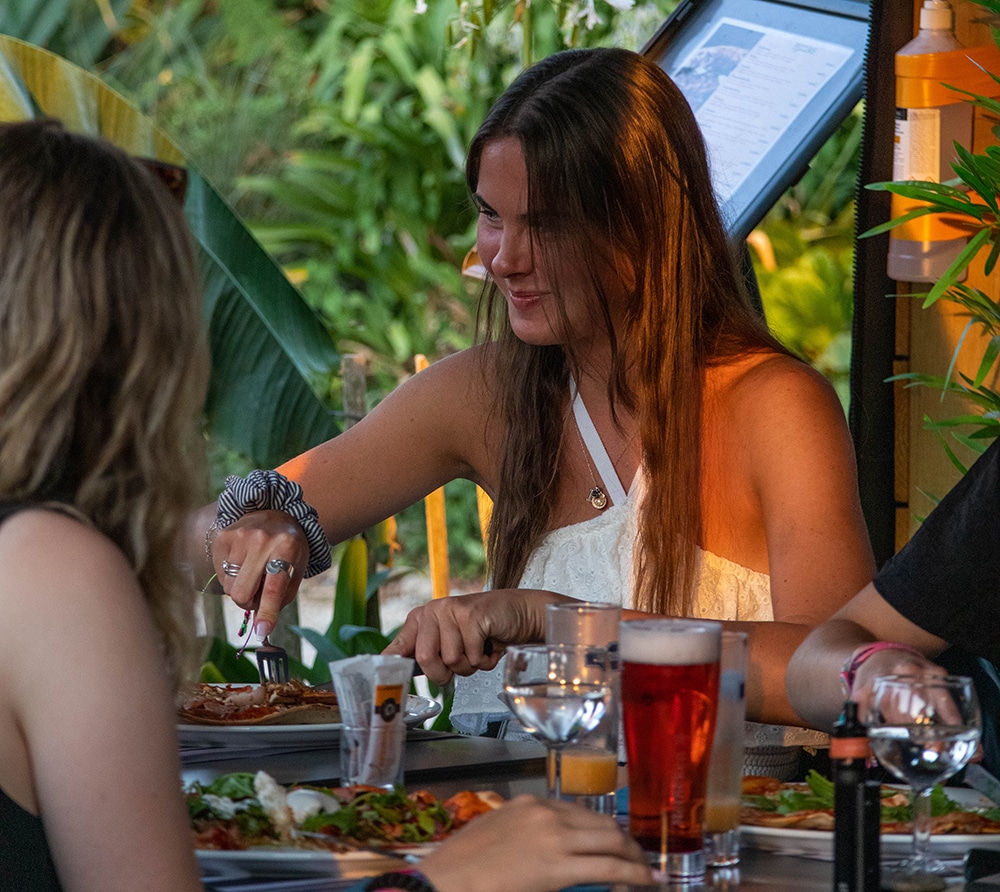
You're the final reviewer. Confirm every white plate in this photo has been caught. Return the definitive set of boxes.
[741,787,1000,861]
[196,846,402,879]
[178,694,441,747]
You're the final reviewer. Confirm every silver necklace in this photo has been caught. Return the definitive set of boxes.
[572,416,633,511]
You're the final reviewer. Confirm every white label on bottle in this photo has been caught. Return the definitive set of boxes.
[893,106,942,182]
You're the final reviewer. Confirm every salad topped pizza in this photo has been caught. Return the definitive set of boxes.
[741,770,1000,836]
[187,771,502,853]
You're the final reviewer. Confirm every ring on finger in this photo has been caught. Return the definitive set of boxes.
[221,560,241,577]
[266,557,293,578]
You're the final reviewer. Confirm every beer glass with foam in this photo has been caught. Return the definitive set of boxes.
[620,618,721,880]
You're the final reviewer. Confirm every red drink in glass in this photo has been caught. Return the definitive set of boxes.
[620,619,720,879]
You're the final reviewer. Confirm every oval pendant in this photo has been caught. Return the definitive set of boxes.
[588,487,608,510]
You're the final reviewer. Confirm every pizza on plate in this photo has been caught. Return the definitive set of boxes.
[177,680,341,726]
[741,770,1000,835]
[187,771,503,852]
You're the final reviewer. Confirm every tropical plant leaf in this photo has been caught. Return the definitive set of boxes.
[924,229,994,307]
[199,636,260,683]
[973,336,1000,390]
[338,624,392,656]
[0,35,342,468]
[333,537,369,632]
[185,170,343,466]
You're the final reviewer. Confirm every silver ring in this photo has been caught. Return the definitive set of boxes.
[266,558,293,577]
[221,560,241,578]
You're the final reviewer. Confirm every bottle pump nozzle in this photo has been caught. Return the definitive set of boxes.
[920,1,954,32]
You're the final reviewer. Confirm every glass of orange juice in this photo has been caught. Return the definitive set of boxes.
[545,601,622,814]
[703,630,748,867]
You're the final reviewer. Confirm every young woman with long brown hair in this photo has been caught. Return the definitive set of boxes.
[197,47,875,730]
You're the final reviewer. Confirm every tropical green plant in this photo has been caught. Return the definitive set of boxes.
[0,34,342,471]
[442,0,675,65]
[236,0,503,385]
[862,0,1000,466]
[752,106,863,410]
[4,0,867,592]
[99,0,318,222]
[0,0,131,66]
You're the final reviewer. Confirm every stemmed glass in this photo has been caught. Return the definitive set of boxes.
[866,674,981,885]
[502,643,613,799]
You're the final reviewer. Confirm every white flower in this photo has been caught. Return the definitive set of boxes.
[603,0,634,9]
[414,0,428,12]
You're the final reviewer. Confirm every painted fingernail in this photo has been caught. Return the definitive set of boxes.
[254,620,274,641]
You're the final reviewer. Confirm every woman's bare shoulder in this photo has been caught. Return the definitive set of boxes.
[0,506,155,704]
[0,507,134,601]
[708,351,854,485]
[384,344,497,409]
[714,351,842,419]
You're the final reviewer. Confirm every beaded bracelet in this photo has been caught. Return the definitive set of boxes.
[361,870,437,892]
[214,469,332,578]
[840,641,927,696]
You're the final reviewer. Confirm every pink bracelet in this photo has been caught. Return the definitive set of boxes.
[840,641,927,696]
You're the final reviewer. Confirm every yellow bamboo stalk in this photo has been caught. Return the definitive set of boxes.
[414,355,451,599]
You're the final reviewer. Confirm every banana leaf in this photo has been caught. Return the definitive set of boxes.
[0,35,342,468]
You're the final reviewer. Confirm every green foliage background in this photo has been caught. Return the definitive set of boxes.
[1,0,859,585]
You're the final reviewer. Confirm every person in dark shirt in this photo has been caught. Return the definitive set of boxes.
[787,439,999,742]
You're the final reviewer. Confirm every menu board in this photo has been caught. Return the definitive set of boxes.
[643,0,870,240]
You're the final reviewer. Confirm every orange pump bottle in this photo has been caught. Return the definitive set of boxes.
[888,0,970,283]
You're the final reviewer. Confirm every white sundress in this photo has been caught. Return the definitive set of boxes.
[450,381,773,737]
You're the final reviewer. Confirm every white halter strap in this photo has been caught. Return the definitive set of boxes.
[569,378,631,506]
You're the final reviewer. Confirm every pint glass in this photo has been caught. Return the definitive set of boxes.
[620,618,721,879]
[704,630,748,866]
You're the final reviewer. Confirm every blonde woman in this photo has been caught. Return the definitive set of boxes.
[0,120,207,890]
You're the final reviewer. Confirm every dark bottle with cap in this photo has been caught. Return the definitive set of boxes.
[832,700,880,892]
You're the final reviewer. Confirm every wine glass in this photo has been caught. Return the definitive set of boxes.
[502,643,612,799]
[866,674,981,884]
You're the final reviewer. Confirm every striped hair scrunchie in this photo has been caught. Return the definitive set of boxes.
[216,470,332,578]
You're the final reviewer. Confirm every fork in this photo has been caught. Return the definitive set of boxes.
[255,635,290,684]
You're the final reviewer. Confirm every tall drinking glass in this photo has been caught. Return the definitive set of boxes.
[704,630,748,867]
[866,674,981,888]
[545,601,621,649]
[545,602,622,813]
[503,643,613,799]
[620,618,721,880]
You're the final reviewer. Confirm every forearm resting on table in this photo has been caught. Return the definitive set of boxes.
[785,586,950,729]
[784,618,879,729]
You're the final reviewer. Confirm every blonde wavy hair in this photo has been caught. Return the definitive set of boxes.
[0,120,210,690]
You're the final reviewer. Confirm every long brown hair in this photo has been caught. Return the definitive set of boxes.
[467,49,785,615]
[0,120,209,687]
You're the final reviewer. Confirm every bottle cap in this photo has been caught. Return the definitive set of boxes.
[920,0,954,31]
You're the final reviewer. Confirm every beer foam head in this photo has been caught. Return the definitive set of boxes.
[619,619,721,665]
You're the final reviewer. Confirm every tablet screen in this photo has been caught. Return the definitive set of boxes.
[644,0,870,239]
